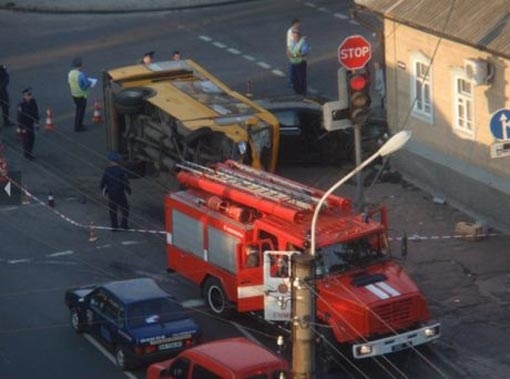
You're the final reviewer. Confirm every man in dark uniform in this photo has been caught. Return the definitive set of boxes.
[17,87,40,160]
[100,152,131,231]
[0,65,14,127]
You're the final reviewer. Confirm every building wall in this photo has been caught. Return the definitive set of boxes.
[383,19,510,232]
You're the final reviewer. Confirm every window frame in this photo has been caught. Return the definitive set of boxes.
[452,72,475,139]
[410,52,434,123]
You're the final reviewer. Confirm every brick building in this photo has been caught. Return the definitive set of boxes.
[354,0,510,232]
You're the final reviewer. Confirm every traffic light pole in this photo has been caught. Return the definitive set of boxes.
[354,123,365,212]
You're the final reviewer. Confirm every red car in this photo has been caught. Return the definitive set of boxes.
[147,337,289,379]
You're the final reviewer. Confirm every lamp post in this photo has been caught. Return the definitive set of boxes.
[310,130,412,256]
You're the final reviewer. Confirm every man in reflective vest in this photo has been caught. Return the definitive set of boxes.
[287,29,310,95]
[67,56,91,132]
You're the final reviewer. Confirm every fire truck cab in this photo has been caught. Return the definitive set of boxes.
[164,160,440,361]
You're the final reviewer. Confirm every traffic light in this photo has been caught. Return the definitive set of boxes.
[348,72,371,125]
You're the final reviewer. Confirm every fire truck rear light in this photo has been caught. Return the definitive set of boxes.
[356,344,373,356]
[424,325,440,337]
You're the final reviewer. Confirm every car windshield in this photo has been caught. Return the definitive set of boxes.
[127,298,187,328]
[315,235,387,276]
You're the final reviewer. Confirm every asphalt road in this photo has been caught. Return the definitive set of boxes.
[1,1,509,379]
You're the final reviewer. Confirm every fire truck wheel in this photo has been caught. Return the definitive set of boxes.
[69,308,84,333]
[113,87,156,115]
[204,277,230,316]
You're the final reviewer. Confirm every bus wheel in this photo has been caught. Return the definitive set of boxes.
[114,87,155,115]
[204,277,231,317]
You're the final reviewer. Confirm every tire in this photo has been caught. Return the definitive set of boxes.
[70,308,84,334]
[114,346,133,370]
[113,87,155,115]
[203,277,230,316]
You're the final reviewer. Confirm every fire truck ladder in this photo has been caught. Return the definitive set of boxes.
[177,161,322,210]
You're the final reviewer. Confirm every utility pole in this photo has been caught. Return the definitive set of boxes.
[291,254,315,379]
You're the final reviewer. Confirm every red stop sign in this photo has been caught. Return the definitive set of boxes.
[338,35,372,70]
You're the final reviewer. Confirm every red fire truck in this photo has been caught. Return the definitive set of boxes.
[164,160,440,361]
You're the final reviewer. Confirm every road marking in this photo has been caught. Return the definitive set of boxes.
[304,2,317,8]
[334,12,349,20]
[243,54,255,61]
[257,61,271,69]
[227,48,241,55]
[47,250,74,257]
[212,41,226,48]
[8,258,32,264]
[271,69,286,77]
[121,240,143,246]
[83,334,138,379]
[198,35,212,42]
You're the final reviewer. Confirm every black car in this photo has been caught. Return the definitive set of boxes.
[256,96,389,165]
[64,277,201,370]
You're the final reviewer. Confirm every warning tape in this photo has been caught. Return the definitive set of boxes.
[388,233,502,242]
[6,175,504,241]
[7,176,165,235]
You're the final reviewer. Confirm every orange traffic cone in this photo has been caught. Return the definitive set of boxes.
[88,221,98,242]
[92,99,102,124]
[44,107,55,131]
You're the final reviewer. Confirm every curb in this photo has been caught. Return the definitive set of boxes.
[0,0,251,14]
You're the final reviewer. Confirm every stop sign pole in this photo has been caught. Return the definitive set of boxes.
[338,35,372,211]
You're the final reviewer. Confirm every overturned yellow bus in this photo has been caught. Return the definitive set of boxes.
[102,60,279,178]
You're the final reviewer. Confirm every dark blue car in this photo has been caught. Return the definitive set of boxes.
[64,277,201,370]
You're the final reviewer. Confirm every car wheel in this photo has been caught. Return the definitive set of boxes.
[203,277,231,316]
[70,308,84,334]
[113,87,155,115]
[114,346,133,370]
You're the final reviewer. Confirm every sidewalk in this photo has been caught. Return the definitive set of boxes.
[0,0,246,13]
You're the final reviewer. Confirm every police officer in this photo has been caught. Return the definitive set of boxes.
[100,152,131,231]
[68,56,91,132]
[17,87,40,160]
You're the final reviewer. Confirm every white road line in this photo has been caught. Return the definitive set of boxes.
[272,69,286,77]
[83,334,138,379]
[198,35,212,42]
[349,19,360,26]
[94,244,112,249]
[243,55,256,61]
[317,7,329,12]
[227,48,241,55]
[47,250,74,257]
[257,61,271,69]
[8,258,31,264]
[334,12,349,20]
[121,241,143,246]
[304,2,316,7]
[213,41,227,48]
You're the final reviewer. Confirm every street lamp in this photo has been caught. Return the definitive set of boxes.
[311,130,412,256]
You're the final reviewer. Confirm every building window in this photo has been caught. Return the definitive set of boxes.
[454,77,474,137]
[411,57,433,123]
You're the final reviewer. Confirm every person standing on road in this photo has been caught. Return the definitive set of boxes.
[68,56,91,132]
[286,18,300,87]
[0,65,14,127]
[16,87,40,160]
[100,152,131,231]
[287,29,310,95]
